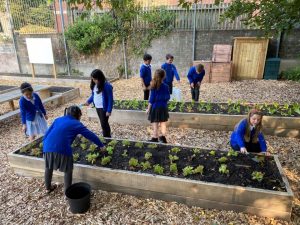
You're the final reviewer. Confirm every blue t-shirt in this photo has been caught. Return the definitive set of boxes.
[187,66,205,84]
[161,63,180,84]
[140,64,152,87]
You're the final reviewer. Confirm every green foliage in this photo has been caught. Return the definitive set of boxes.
[99,136,106,143]
[147,143,158,149]
[153,164,164,175]
[134,142,144,149]
[209,150,216,156]
[129,158,139,167]
[81,137,88,143]
[140,161,152,171]
[122,139,131,147]
[192,148,201,154]
[193,165,204,175]
[218,156,228,163]
[122,150,128,157]
[252,171,264,182]
[292,103,300,115]
[227,149,238,157]
[20,146,30,153]
[106,146,114,155]
[144,152,152,160]
[171,147,181,154]
[108,140,118,148]
[80,143,87,151]
[101,156,112,166]
[86,153,99,164]
[281,67,300,82]
[168,154,179,163]
[89,144,97,152]
[73,153,80,162]
[219,164,229,175]
[169,163,178,174]
[168,100,177,111]
[183,166,194,177]
[39,142,43,149]
[30,148,42,157]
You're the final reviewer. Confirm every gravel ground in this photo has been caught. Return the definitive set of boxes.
[0,78,299,224]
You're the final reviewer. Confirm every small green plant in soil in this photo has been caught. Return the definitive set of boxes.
[106,146,114,155]
[147,143,158,149]
[81,137,88,143]
[183,166,194,177]
[171,147,181,154]
[121,150,128,157]
[73,153,80,162]
[71,142,77,148]
[186,103,193,112]
[140,161,152,171]
[108,140,118,148]
[122,140,131,147]
[193,165,204,175]
[80,143,87,151]
[209,150,216,156]
[254,155,265,163]
[219,164,229,175]
[179,101,185,112]
[267,105,277,115]
[39,142,43,149]
[252,171,264,182]
[99,136,106,143]
[168,154,179,163]
[89,144,97,152]
[129,158,139,167]
[30,148,42,157]
[144,152,152,160]
[86,153,99,165]
[218,157,228,163]
[292,103,300,114]
[101,156,112,166]
[20,146,30,153]
[192,148,201,154]
[168,100,177,111]
[169,163,178,174]
[153,164,164,175]
[134,142,144,149]
[197,100,206,111]
[204,102,213,111]
[227,149,238,157]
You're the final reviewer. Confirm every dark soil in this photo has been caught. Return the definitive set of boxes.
[17,138,287,192]
[113,100,300,117]
[48,86,74,93]
[0,85,16,92]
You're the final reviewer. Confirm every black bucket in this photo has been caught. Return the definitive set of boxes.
[65,182,91,214]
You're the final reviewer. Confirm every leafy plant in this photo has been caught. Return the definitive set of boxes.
[153,164,164,175]
[179,101,185,112]
[20,146,30,153]
[252,171,264,182]
[99,136,106,143]
[266,105,277,115]
[168,100,177,111]
[106,146,114,155]
[197,100,206,111]
[108,140,118,148]
[140,161,152,171]
[39,142,43,149]
[218,157,228,163]
[168,154,179,163]
[192,148,201,154]
[144,152,152,160]
[80,143,87,151]
[209,150,216,156]
[101,156,112,166]
[169,163,178,174]
[183,166,194,177]
[122,139,131,147]
[122,150,128,157]
[204,102,213,112]
[147,143,158,149]
[193,165,204,175]
[186,103,193,112]
[81,137,88,143]
[30,148,41,157]
[219,164,229,175]
[86,153,99,164]
[73,153,80,162]
[171,147,181,154]
[129,158,139,167]
[89,144,97,152]
[227,149,238,157]
[134,142,144,149]
[292,103,300,114]
[281,67,300,82]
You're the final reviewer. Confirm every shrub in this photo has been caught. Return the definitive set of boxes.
[281,67,300,82]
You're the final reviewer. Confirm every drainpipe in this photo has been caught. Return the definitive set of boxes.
[192,3,197,61]
[276,31,283,58]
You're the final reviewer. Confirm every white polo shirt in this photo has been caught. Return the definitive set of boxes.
[93,86,103,108]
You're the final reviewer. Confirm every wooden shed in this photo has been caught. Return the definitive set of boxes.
[232,37,269,80]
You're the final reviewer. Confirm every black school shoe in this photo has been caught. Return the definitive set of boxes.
[159,136,167,143]
[148,137,159,142]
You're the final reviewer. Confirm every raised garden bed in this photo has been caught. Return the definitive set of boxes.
[0,85,18,94]
[9,137,293,220]
[87,100,300,138]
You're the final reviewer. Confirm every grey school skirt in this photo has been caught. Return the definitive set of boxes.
[44,152,73,172]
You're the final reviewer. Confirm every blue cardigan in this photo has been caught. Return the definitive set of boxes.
[140,64,152,87]
[87,82,114,113]
[161,63,180,84]
[149,83,170,109]
[19,93,46,125]
[43,115,104,156]
[187,66,205,84]
[230,119,267,152]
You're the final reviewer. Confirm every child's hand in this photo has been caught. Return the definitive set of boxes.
[197,82,201,86]
[22,125,26,132]
[190,83,194,88]
[44,115,48,120]
[265,151,271,156]
[83,102,89,106]
[240,147,248,154]
[106,112,111,117]
[146,108,150,114]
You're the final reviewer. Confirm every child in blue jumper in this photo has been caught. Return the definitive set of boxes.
[84,69,114,138]
[230,109,270,155]
[43,105,105,193]
[187,64,205,102]
[146,69,170,143]
[161,54,180,94]
[19,82,48,141]
[140,53,152,100]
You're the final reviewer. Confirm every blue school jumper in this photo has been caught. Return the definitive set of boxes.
[140,64,152,87]
[87,82,114,113]
[230,119,267,152]
[161,63,180,85]
[149,83,170,109]
[187,66,205,85]
[43,115,104,156]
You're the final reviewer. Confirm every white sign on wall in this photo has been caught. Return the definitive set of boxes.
[26,38,54,64]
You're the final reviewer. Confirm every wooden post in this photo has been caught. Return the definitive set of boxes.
[30,63,36,78]
[53,63,57,79]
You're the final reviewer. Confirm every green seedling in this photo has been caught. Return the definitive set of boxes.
[252,171,264,182]
[129,158,139,167]
[168,154,179,163]
[186,103,193,112]
[192,148,201,154]
[80,143,87,150]
[252,155,265,163]
[71,142,77,148]
[121,150,128,157]
[106,146,114,155]
[171,147,181,154]
[292,103,300,114]
[20,146,30,153]
[218,157,228,163]
[122,139,131,147]
[179,101,185,112]
[108,140,118,148]
[183,166,194,177]
[153,164,164,175]
[86,153,99,165]
[168,100,177,111]
[101,156,112,166]
[227,149,238,157]
[39,142,43,149]
[147,143,158,149]
[267,106,277,115]
[73,153,80,162]
[193,165,204,175]
[209,150,216,156]
[144,152,152,160]
[134,142,144,149]
[204,102,213,112]
[140,161,152,171]
[81,137,88,143]
[89,144,97,152]
[169,163,178,174]
[30,148,42,157]
[99,136,106,143]
[219,164,229,174]
[197,100,206,111]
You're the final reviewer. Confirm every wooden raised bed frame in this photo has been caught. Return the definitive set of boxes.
[87,108,300,138]
[8,140,293,220]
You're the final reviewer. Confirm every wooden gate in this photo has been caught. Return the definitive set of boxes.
[232,37,269,80]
